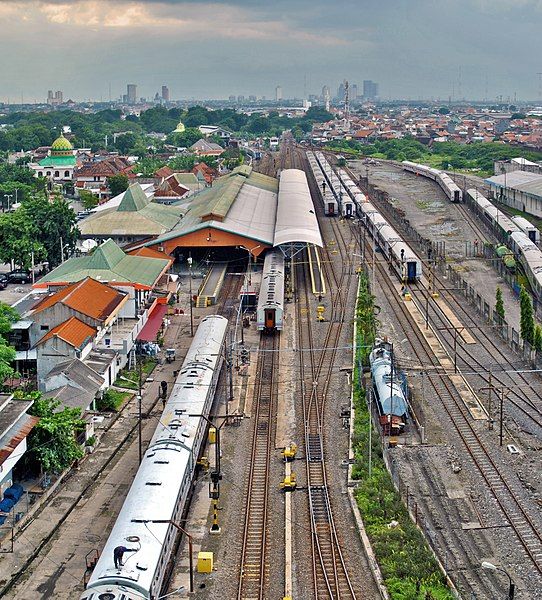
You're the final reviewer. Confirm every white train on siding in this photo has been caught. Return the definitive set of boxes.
[402,161,462,202]
[81,315,228,600]
[358,201,422,282]
[257,249,285,332]
[511,216,540,244]
[306,151,338,215]
[465,187,542,302]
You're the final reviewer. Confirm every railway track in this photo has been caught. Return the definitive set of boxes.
[294,148,358,599]
[356,219,542,584]
[237,333,279,599]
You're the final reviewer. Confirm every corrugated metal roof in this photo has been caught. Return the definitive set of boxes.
[117,183,150,212]
[36,239,170,288]
[274,169,323,248]
[487,172,542,198]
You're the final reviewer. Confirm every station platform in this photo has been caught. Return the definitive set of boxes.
[196,264,227,307]
[307,244,326,296]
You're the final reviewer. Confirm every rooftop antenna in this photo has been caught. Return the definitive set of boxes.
[458,65,462,101]
[537,73,542,102]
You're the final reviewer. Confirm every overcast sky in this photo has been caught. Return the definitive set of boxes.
[0,0,540,103]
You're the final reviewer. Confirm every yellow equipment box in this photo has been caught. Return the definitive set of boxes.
[197,551,214,573]
[208,427,216,444]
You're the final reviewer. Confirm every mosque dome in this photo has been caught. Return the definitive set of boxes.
[51,133,73,154]
[173,121,186,134]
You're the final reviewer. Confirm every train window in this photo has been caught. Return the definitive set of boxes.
[145,481,162,486]
[154,460,169,464]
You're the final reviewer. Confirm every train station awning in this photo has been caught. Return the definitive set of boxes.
[137,304,168,342]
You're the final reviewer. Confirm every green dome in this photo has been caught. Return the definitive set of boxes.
[51,133,73,153]
[173,121,185,134]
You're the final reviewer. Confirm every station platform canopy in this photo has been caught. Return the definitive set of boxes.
[274,169,323,249]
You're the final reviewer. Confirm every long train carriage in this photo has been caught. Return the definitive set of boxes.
[402,161,462,202]
[336,168,358,217]
[465,188,520,240]
[307,151,338,216]
[511,215,540,244]
[359,201,422,282]
[257,249,285,332]
[81,315,229,600]
[510,231,542,301]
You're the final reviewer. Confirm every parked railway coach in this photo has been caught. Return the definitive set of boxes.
[306,151,338,215]
[402,161,461,202]
[80,315,229,600]
[510,231,542,300]
[358,201,422,282]
[369,341,408,435]
[465,188,520,239]
[257,250,285,332]
[511,216,540,244]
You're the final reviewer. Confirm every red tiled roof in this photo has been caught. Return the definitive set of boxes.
[0,414,39,467]
[75,156,134,179]
[155,166,174,179]
[37,317,96,349]
[31,277,126,321]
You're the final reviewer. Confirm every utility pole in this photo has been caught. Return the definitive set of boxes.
[188,254,194,337]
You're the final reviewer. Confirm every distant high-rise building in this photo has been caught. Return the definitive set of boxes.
[162,85,170,102]
[249,95,257,102]
[351,84,358,99]
[337,82,346,102]
[127,84,137,104]
[322,85,331,111]
[47,90,63,106]
[275,86,282,102]
[363,80,378,100]
[229,95,236,102]
[237,95,245,103]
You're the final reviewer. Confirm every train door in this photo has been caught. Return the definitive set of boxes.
[453,190,461,202]
[327,202,335,215]
[265,309,275,330]
[346,203,352,217]
[528,230,536,242]
[407,261,417,282]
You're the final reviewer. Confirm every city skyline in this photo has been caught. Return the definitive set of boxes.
[0,0,541,103]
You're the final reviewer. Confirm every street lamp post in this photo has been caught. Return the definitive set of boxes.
[481,561,515,599]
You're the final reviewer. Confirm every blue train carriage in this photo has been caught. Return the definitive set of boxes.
[81,315,228,600]
[369,341,409,435]
[256,250,285,332]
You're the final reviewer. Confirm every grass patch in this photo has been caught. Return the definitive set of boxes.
[352,271,454,599]
[114,358,158,390]
[96,389,131,412]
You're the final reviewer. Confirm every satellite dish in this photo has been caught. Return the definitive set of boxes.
[81,239,98,251]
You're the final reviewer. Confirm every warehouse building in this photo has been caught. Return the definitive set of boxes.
[486,171,542,218]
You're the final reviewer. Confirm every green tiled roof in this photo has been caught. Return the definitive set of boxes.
[39,155,76,167]
[118,183,150,212]
[38,239,169,288]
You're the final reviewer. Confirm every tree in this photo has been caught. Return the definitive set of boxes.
[438,107,450,114]
[167,127,203,148]
[520,285,535,345]
[0,208,46,269]
[26,394,85,474]
[24,195,79,267]
[79,189,99,210]
[0,302,19,383]
[535,325,542,353]
[495,286,505,320]
[108,174,129,197]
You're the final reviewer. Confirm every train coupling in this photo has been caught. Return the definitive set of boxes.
[279,474,297,491]
[316,305,325,322]
[281,443,298,462]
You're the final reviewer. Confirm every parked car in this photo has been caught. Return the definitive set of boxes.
[7,270,31,284]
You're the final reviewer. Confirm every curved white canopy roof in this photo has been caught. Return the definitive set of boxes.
[274,169,323,248]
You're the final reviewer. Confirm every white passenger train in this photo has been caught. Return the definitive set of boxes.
[81,315,229,600]
[465,187,542,302]
[257,249,285,332]
[358,200,422,282]
[402,161,462,202]
[306,151,338,216]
